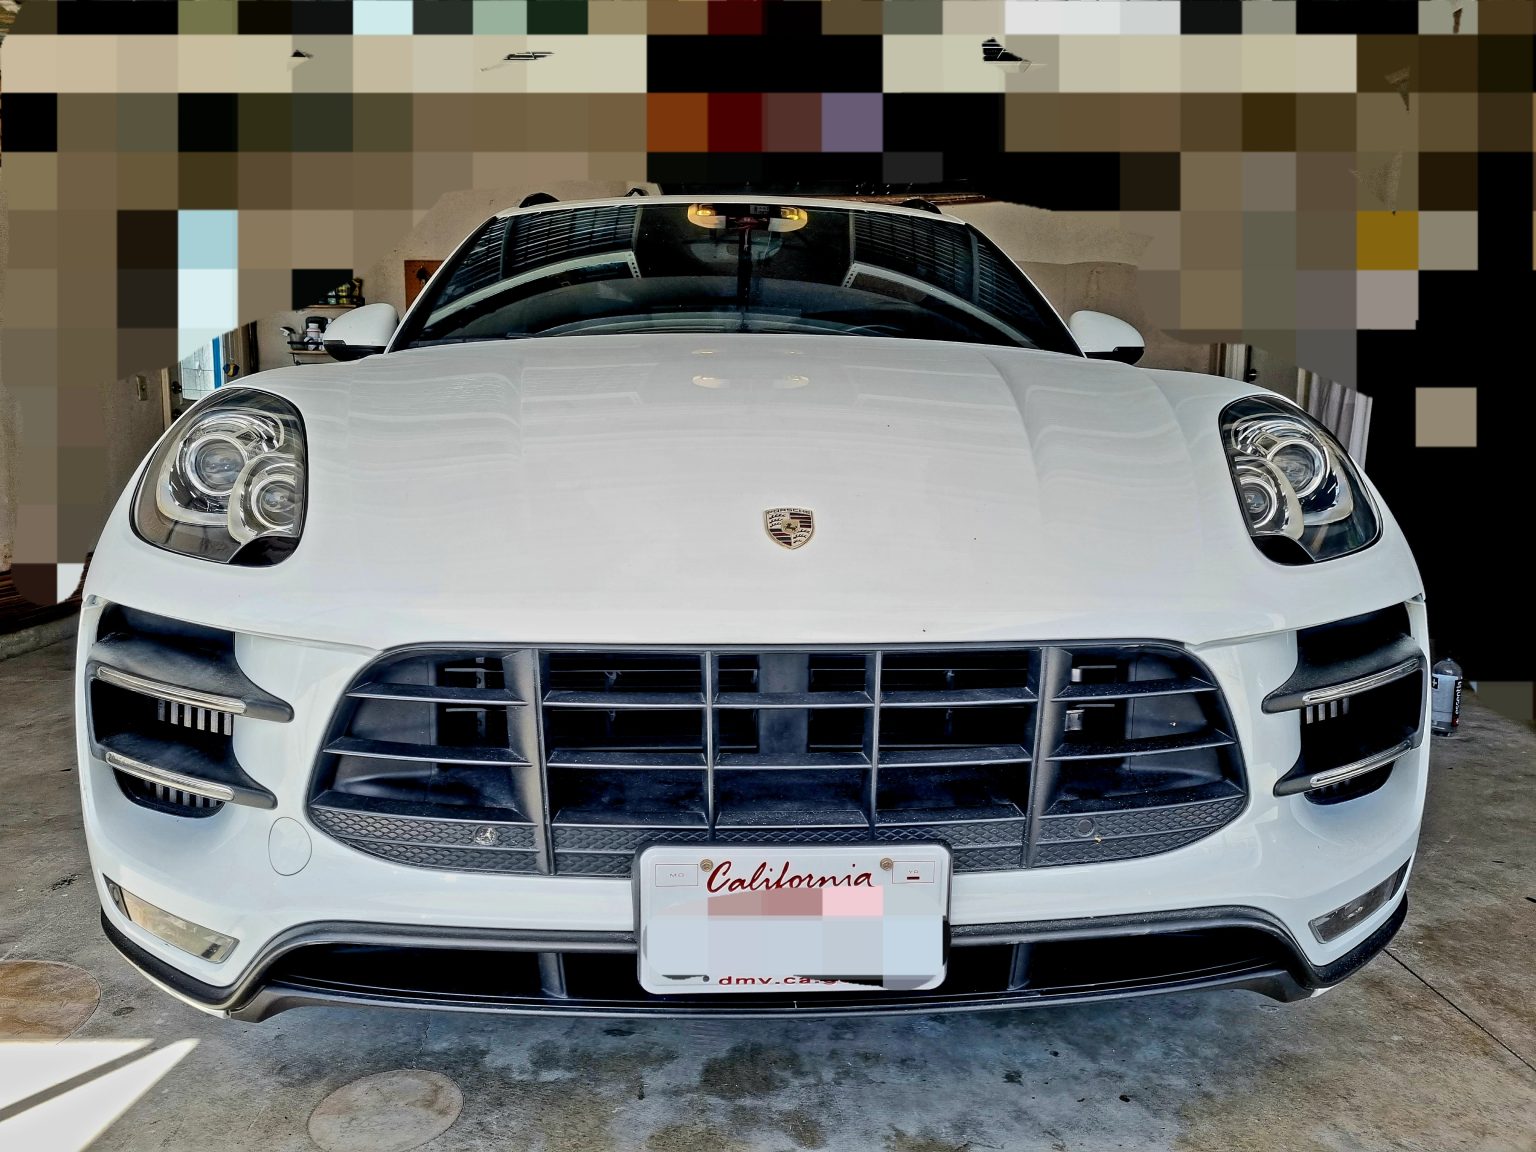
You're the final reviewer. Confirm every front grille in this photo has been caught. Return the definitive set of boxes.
[309,644,1245,876]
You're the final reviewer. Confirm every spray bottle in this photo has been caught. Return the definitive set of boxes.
[1430,657,1462,735]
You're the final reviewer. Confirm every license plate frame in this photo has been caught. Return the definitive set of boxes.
[635,843,951,995]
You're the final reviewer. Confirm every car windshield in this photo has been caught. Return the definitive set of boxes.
[394,201,1080,355]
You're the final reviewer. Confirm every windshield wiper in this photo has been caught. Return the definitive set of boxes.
[409,334,541,347]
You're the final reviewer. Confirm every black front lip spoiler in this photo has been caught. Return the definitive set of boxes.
[100,895,1408,1022]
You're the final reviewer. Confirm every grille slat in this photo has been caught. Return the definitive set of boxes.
[879,745,1030,768]
[309,644,1246,876]
[349,682,524,706]
[714,691,873,709]
[716,751,872,770]
[544,690,704,709]
[325,736,526,767]
[881,688,1037,708]
[1054,677,1214,702]
[547,750,706,770]
[1049,731,1236,761]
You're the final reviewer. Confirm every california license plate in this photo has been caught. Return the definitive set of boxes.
[636,844,951,995]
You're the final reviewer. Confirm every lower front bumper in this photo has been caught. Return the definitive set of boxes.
[102,894,1407,1021]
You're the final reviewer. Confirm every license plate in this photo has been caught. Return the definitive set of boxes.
[636,844,950,995]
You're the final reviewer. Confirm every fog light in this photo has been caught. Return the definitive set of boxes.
[104,877,238,963]
[1309,861,1409,944]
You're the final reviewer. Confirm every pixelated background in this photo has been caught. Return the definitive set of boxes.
[0,0,1532,709]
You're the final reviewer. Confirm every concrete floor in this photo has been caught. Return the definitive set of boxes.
[2,638,1533,1152]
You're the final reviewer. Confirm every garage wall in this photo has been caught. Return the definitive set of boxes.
[1,183,14,570]
[97,378,169,525]
[1,183,166,580]
[1020,261,1212,375]
[945,202,1213,375]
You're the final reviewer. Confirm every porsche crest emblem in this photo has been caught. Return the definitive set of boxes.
[764,507,815,550]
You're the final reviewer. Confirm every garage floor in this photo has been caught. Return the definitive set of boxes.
[3,638,1533,1152]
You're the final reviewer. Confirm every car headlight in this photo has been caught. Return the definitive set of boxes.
[1220,396,1377,564]
[133,389,306,564]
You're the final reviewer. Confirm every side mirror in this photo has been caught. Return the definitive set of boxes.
[323,302,399,362]
[1068,310,1145,365]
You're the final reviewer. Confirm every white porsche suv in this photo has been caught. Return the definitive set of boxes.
[77,196,1427,1018]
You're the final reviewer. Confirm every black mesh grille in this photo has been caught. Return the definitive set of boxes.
[308,644,1247,875]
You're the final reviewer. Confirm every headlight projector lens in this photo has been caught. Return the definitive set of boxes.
[256,478,299,527]
[1268,438,1327,498]
[233,457,304,541]
[1233,456,1301,538]
[183,435,249,497]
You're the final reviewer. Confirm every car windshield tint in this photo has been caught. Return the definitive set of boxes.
[395,202,1079,355]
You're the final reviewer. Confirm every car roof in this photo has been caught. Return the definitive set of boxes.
[491,194,967,224]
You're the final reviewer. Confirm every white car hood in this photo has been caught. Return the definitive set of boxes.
[98,334,1422,649]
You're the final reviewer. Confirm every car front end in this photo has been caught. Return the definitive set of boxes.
[77,199,1427,1019]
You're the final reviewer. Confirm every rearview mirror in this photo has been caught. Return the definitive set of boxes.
[323,302,399,362]
[1068,310,1145,365]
